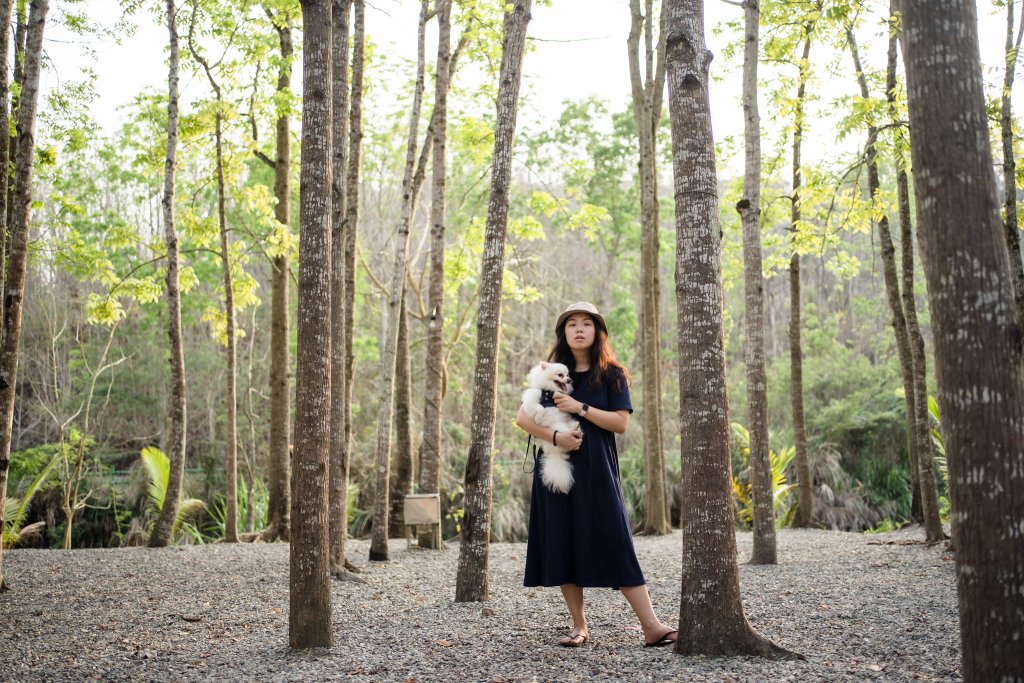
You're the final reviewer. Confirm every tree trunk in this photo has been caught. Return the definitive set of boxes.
[329,0,352,574]
[665,0,791,657]
[901,1,1024,678]
[149,0,187,549]
[4,0,24,245]
[389,298,414,538]
[216,110,239,543]
[886,14,941,544]
[628,0,670,536]
[290,0,333,649]
[264,10,293,543]
[417,0,452,550]
[187,11,239,543]
[849,26,942,541]
[0,0,14,293]
[1001,0,1024,329]
[789,22,814,529]
[454,0,532,603]
[339,0,365,569]
[738,0,774,564]
[368,0,429,562]
[0,0,46,586]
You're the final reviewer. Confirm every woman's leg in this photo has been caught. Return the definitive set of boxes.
[620,585,677,645]
[559,583,589,642]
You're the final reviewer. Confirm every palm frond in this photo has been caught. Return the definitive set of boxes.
[2,454,60,548]
[140,446,169,514]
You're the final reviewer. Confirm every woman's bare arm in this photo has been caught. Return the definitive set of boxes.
[551,392,630,434]
[516,405,583,451]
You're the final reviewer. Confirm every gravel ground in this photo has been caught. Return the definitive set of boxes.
[0,527,960,682]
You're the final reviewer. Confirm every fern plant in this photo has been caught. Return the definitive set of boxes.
[139,446,207,542]
[2,454,60,548]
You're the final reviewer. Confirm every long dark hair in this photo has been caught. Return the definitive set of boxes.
[547,315,631,391]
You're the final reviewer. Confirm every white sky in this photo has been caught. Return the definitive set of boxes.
[39,0,1012,178]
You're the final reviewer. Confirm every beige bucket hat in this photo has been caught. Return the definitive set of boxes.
[554,301,608,335]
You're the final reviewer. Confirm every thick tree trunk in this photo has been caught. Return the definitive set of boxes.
[789,24,813,529]
[290,0,333,649]
[1001,0,1024,329]
[368,0,429,562]
[389,299,414,538]
[454,0,532,603]
[849,27,942,541]
[149,0,187,549]
[0,0,46,588]
[417,0,452,550]
[902,2,1024,679]
[738,0,774,564]
[628,0,670,536]
[264,11,293,543]
[329,0,352,573]
[665,0,791,657]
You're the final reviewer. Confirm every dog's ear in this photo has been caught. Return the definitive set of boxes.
[540,361,548,369]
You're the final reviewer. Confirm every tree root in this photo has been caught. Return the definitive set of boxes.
[332,563,365,583]
[675,624,804,660]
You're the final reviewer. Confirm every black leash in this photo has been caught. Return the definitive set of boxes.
[523,433,542,474]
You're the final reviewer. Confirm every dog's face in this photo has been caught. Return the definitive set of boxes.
[527,361,573,394]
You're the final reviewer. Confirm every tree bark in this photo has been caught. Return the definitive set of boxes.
[4,0,24,243]
[0,0,46,588]
[628,0,670,536]
[389,298,414,538]
[329,0,352,573]
[789,20,814,529]
[149,0,187,549]
[368,0,429,562]
[1001,0,1024,330]
[454,0,532,603]
[902,1,1024,679]
[290,0,333,649]
[187,6,238,543]
[417,0,452,550]
[738,0,774,564]
[0,0,14,294]
[886,11,940,544]
[263,8,293,543]
[340,0,365,569]
[848,26,942,541]
[665,0,791,657]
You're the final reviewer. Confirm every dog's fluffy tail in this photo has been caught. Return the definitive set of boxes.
[541,451,574,494]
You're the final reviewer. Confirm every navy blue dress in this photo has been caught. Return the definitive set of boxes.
[523,367,645,588]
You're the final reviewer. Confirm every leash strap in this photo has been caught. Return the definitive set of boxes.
[523,434,541,474]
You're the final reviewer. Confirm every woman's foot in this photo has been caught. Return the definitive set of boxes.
[558,630,589,647]
[642,626,677,648]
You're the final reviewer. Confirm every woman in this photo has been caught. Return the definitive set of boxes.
[516,301,678,648]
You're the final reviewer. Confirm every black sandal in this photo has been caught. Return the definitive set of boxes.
[643,629,677,648]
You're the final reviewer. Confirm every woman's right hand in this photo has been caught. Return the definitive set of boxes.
[558,429,584,452]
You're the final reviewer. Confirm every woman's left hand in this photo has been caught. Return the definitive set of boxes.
[553,391,583,415]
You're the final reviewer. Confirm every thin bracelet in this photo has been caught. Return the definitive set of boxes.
[552,430,559,447]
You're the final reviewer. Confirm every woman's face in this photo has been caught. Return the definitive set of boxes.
[564,313,597,352]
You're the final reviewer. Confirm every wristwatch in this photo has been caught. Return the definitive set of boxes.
[579,403,589,417]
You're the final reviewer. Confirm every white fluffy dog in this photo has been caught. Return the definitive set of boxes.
[522,361,580,494]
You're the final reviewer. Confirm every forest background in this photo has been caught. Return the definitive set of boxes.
[3,0,1017,550]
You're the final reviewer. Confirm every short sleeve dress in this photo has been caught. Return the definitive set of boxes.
[523,366,645,588]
